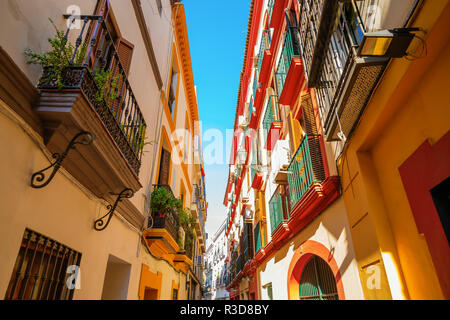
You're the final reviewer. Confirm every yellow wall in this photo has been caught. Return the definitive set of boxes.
[0,0,196,300]
[339,0,450,300]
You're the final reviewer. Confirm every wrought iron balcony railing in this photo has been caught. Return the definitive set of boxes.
[269,185,290,235]
[262,95,281,143]
[287,135,325,209]
[275,27,301,95]
[313,4,363,117]
[37,15,146,175]
[297,0,391,140]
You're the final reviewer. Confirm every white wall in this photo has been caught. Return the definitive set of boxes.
[258,198,365,300]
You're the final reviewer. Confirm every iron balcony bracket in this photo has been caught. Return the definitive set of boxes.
[30,131,95,189]
[94,188,134,231]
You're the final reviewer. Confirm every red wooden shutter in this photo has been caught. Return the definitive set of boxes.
[158,149,171,185]
[115,37,134,76]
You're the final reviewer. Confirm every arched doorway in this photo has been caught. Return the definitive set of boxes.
[299,255,339,300]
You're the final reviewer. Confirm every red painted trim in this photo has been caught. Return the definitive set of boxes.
[240,204,250,216]
[278,57,305,106]
[271,222,291,248]
[249,0,288,132]
[269,0,287,29]
[398,131,450,299]
[289,177,340,231]
[265,121,283,151]
[251,172,264,190]
[258,50,272,86]
[245,135,251,165]
[287,240,346,300]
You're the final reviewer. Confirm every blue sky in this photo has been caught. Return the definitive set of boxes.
[183,1,250,242]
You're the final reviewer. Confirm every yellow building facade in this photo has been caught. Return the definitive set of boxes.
[339,0,450,300]
[0,0,206,300]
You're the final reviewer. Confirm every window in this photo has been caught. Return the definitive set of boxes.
[184,119,190,163]
[299,255,338,300]
[158,148,171,185]
[431,177,450,245]
[144,287,158,300]
[180,190,184,208]
[90,0,135,120]
[172,288,178,300]
[263,283,273,300]
[168,65,178,117]
[156,0,163,16]
[5,229,82,300]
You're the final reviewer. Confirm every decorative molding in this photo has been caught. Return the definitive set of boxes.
[172,4,200,124]
[0,46,42,135]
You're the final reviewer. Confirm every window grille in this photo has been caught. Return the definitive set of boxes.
[5,229,82,300]
[299,255,338,300]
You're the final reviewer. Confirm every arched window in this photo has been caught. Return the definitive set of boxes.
[299,255,338,300]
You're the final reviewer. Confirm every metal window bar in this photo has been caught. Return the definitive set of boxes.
[275,27,301,95]
[297,1,368,119]
[297,0,324,81]
[299,256,339,300]
[38,15,146,175]
[5,229,81,300]
[314,3,363,117]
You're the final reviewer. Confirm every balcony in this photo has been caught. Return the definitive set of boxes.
[144,185,193,272]
[257,29,271,70]
[275,26,302,97]
[269,185,290,235]
[191,184,206,253]
[297,0,389,141]
[287,135,326,209]
[262,95,283,151]
[33,15,145,203]
[250,149,264,190]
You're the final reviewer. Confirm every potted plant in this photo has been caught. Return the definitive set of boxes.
[178,208,195,251]
[150,187,181,218]
[25,19,120,97]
